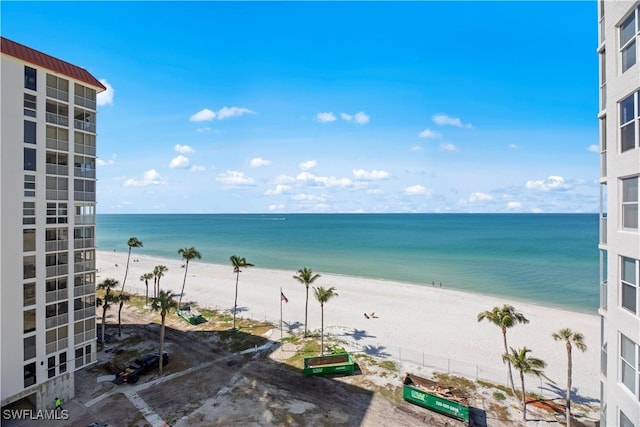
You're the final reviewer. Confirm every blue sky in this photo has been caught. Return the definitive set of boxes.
[3,1,599,213]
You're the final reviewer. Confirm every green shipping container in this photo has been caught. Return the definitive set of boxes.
[303,353,355,377]
[402,374,470,425]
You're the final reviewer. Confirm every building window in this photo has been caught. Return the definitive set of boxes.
[24,362,36,388]
[24,120,36,144]
[24,66,36,90]
[85,344,92,365]
[24,176,36,198]
[47,356,55,378]
[24,282,36,306]
[23,255,36,280]
[620,7,638,73]
[620,92,638,152]
[59,352,67,373]
[46,202,68,224]
[75,347,84,368]
[24,94,36,117]
[621,256,638,314]
[23,229,36,252]
[620,333,639,398]
[622,176,638,229]
[24,148,36,171]
[46,74,69,102]
[24,336,36,361]
[23,309,35,333]
[620,409,634,427]
[23,202,36,225]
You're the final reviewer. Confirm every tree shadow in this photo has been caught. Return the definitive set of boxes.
[361,344,391,358]
[229,306,249,314]
[283,320,303,333]
[540,383,600,405]
[343,328,376,341]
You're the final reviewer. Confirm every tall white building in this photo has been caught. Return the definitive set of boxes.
[598,1,640,426]
[1,37,105,413]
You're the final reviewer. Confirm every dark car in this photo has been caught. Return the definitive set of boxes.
[114,352,169,384]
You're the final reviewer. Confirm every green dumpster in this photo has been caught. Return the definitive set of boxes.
[402,373,470,425]
[303,353,355,377]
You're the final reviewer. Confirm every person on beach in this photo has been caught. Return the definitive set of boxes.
[364,313,370,319]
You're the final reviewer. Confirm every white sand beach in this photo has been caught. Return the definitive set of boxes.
[97,250,600,401]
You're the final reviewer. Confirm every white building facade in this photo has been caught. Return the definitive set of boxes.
[1,37,105,413]
[598,1,640,426]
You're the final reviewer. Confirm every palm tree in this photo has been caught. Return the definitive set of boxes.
[177,247,202,308]
[230,255,254,330]
[153,265,168,299]
[552,328,587,427]
[116,293,130,337]
[293,267,321,338]
[502,347,548,421]
[150,290,177,377]
[477,304,529,394]
[120,237,143,295]
[96,278,119,347]
[313,286,338,355]
[140,272,153,306]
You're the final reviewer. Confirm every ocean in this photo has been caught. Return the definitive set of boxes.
[96,213,599,313]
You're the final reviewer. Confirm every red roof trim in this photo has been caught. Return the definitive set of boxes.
[1,37,106,91]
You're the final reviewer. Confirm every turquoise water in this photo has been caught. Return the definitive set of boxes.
[96,214,599,313]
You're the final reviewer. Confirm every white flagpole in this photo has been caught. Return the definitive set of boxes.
[280,287,283,342]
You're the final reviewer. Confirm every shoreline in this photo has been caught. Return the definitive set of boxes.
[96,250,601,400]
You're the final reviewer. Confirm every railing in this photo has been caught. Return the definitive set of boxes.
[45,288,68,304]
[599,16,605,45]
[74,95,96,110]
[74,238,95,249]
[74,119,96,133]
[75,215,96,225]
[74,330,95,345]
[74,191,96,202]
[46,342,57,355]
[74,167,96,179]
[46,86,69,102]
[600,216,607,245]
[46,264,68,277]
[46,190,69,200]
[74,143,96,156]
[600,281,608,310]
[46,112,69,127]
[600,151,607,177]
[45,313,69,330]
[46,138,69,152]
[74,306,95,321]
[74,260,96,273]
[45,240,69,252]
[46,164,69,176]
[601,344,607,376]
[74,283,95,297]
[600,83,606,112]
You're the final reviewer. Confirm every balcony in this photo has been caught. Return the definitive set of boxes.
[74,95,96,111]
[74,191,95,202]
[46,87,69,102]
[46,112,69,127]
[45,313,69,330]
[46,264,68,277]
[74,330,95,345]
[74,167,96,179]
[600,151,607,177]
[47,138,69,152]
[74,283,95,297]
[74,143,96,156]
[74,238,95,249]
[600,84,606,112]
[46,338,68,355]
[75,215,95,226]
[46,164,69,176]
[74,306,95,321]
[600,216,607,245]
[74,260,95,273]
[74,119,96,133]
[46,288,69,304]
[600,281,608,310]
[46,240,69,252]
[46,190,69,201]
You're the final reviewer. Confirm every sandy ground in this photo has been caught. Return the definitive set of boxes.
[97,250,600,401]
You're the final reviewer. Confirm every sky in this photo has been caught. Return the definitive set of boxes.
[2,1,600,214]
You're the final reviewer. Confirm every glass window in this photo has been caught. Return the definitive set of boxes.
[24,362,36,387]
[621,10,638,73]
[24,94,36,117]
[622,177,639,229]
[75,347,83,368]
[48,356,55,378]
[24,148,36,171]
[23,309,35,333]
[23,202,35,224]
[24,121,36,144]
[620,334,638,396]
[620,410,634,427]
[23,282,36,306]
[24,66,36,90]
[621,94,637,152]
[24,176,35,198]
[59,352,67,373]
[24,336,36,361]
[23,229,35,252]
[23,255,36,279]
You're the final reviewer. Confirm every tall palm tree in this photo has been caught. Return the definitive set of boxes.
[552,328,587,427]
[96,278,119,347]
[230,255,254,330]
[116,293,130,337]
[293,267,321,338]
[313,286,338,355]
[140,272,154,306]
[151,290,176,377]
[502,347,548,421]
[477,304,529,394]
[120,237,143,295]
[153,265,168,299]
[177,247,202,308]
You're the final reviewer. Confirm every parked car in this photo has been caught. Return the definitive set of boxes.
[114,352,169,384]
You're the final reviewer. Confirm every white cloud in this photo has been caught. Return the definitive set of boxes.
[265,185,291,195]
[587,144,600,153]
[468,192,495,203]
[316,112,336,123]
[217,106,256,119]
[216,171,254,186]
[190,165,205,172]
[97,79,114,106]
[296,172,352,188]
[299,160,317,171]
[508,144,519,149]
[275,174,296,184]
[190,108,216,122]
[169,155,190,169]
[174,144,194,154]
[432,113,472,128]
[419,128,441,139]
[403,185,428,195]
[366,188,384,195]
[507,201,522,209]
[410,145,424,151]
[340,113,352,121]
[525,175,571,192]
[291,193,327,201]
[124,169,167,187]
[531,208,544,213]
[250,157,271,167]
[353,111,370,124]
[352,169,390,180]
[97,154,116,166]
[439,143,459,152]
[268,204,285,211]
[196,127,212,133]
